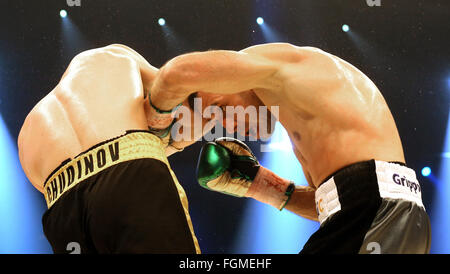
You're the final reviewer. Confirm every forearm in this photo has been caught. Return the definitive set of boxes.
[197,138,319,221]
[247,166,318,221]
[150,65,189,111]
[150,50,279,111]
[284,186,318,222]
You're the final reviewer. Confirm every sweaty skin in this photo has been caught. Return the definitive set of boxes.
[18,44,170,193]
[150,43,405,221]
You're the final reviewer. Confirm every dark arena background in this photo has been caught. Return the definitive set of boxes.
[0,0,449,254]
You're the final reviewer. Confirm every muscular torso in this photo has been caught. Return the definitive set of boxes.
[249,45,405,188]
[18,48,150,192]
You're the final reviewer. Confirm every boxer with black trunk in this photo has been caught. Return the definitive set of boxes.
[149,43,431,254]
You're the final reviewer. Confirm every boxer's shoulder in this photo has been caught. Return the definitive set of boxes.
[64,47,138,78]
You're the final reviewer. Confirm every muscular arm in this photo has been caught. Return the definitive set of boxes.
[150,50,281,111]
[285,186,318,221]
[258,165,318,221]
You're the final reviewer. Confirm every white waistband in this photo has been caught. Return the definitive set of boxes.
[315,160,424,225]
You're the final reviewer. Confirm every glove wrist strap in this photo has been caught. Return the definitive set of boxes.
[245,166,295,211]
[147,90,182,129]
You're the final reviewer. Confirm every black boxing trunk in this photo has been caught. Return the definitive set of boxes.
[300,160,431,254]
[41,130,200,254]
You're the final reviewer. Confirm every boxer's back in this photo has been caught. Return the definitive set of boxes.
[18,48,149,192]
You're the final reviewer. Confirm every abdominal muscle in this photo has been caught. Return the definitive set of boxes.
[289,124,405,189]
[257,89,405,190]
[287,100,405,189]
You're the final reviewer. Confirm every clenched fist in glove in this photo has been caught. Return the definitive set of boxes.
[196,137,295,210]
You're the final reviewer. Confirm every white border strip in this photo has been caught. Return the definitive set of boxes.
[315,161,424,225]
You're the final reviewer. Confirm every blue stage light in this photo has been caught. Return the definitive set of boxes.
[256,17,264,25]
[421,166,431,177]
[233,122,318,253]
[158,18,166,26]
[342,24,350,32]
[430,111,450,253]
[0,115,52,253]
[60,10,67,18]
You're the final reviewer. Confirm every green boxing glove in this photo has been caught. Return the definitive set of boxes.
[196,137,295,210]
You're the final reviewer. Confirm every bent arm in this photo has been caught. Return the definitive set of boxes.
[284,186,318,221]
[252,164,318,221]
[150,50,280,111]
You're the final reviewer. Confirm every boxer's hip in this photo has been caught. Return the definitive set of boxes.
[301,159,431,254]
[41,130,200,253]
[43,130,169,208]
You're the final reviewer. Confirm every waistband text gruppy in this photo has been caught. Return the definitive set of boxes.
[392,173,421,194]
